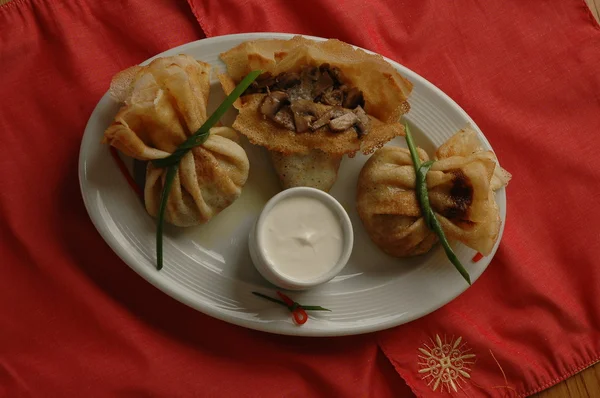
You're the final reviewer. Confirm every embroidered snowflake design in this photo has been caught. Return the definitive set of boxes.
[418,334,476,392]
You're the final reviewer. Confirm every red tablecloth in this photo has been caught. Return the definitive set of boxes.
[2,0,600,397]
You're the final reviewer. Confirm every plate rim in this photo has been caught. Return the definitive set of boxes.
[78,32,507,337]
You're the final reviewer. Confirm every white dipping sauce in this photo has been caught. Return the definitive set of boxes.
[260,195,344,281]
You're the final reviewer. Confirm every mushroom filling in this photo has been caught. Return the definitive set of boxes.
[243,64,370,137]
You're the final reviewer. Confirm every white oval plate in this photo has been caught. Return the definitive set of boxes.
[79,33,506,336]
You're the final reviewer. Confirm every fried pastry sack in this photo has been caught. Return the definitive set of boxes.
[357,127,511,257]
[219,36,413,191]
[102,55,250,227]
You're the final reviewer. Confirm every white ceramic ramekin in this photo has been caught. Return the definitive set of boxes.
[248,187,353,291]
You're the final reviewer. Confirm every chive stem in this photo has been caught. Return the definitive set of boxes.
[405,123,471,285]
[417,161,435,229]
[404,123,422,169]
[252,292,331,312]
[156,165,179,271]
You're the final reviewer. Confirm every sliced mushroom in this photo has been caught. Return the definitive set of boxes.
[246,64,371,135]
[310,107,350,130]
[342,87,365,109]
[291,100,319,133]
[318,63,331,73]
[276,72,301,89]
[328,66,344,85]
[329,112,359,132]
[259,91,290,119]
[255,72,277,89]
[312,70,334,98]
[353,105,370,137]
[244,86,259,95]
[291,99,319,115]
[273,106,296,130]
[320,87,344,106]
[301,65,320,81]
[292,112,314,133]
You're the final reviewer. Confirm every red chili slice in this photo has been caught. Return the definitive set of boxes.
[277,291,309,325]
[110,147,144,200]
[292,309,308,325]
[276,291,295,307]
[472,252,484,262]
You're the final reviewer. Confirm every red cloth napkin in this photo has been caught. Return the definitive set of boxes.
[2,0,600,397]
[0,1,409,397]
[188,0,600,396]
